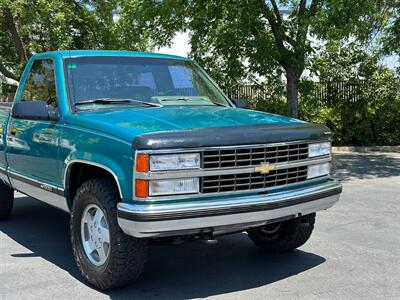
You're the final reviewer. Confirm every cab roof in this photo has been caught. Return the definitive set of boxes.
[33,50,190,61]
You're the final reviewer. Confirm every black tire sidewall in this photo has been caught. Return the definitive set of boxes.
[0,182,14,220]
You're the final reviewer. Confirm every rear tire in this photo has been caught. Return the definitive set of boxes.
[0,182,14,221]
[247,213,316,253]
[70,178,148,290]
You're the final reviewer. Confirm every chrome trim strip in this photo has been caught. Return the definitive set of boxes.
[118,180,341,237]
[8,170,64,194]
[64,159,123,199]
[133,176,331,202]
[9,172,69,213]
[135,156,331,180]
[121,179,340,215]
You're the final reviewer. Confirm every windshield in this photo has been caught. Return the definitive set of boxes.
[64,56,232,108]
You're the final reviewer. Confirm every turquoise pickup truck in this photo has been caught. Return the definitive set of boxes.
[0,50,341,289]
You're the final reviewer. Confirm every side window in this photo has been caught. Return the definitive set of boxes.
[22,59,58,108]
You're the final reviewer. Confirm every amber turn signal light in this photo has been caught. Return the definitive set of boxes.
[135,179,149,198]
[136,154,149,172]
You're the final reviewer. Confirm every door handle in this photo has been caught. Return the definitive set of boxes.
[10,128,17,136]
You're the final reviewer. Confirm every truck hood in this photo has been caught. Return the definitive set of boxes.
[69,106,307,142]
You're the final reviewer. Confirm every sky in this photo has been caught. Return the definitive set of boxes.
[382,55,399,70]
[156,31,399,71]
[156,32,191,58]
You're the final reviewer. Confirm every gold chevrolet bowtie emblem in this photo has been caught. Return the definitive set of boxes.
[255,163,275,174]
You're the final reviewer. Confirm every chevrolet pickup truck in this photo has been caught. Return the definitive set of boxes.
[0,50,341,289]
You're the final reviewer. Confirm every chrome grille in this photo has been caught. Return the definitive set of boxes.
[202,143,308,169]
[201,166,308,194]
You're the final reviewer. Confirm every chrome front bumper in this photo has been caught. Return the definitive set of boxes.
[117,179,342,238]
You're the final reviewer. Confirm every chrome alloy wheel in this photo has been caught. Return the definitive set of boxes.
[81,204,110,266]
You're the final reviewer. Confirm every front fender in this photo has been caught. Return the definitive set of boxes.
[59,124,134,204]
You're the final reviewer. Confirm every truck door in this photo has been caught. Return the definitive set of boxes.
[6,58,64,207]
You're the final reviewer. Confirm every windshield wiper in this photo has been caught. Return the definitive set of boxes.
[160,97,229,107]
[212,102,230,107]
[75,98,161,107]
[160,97,193,101]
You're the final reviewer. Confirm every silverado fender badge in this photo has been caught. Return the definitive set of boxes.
[255,163,275,174]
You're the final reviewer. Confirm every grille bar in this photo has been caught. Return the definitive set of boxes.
[203,143,308,169]
[201,166,308,194]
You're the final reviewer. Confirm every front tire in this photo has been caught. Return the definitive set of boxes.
[247,213,316,253]
[0,182,14,221]
[70,178,148,290]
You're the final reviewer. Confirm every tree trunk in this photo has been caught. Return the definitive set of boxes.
[285,67,301,118]
[4,7,27,63]
[0,62,18,81]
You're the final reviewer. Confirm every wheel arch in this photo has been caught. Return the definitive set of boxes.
[64,159,125,209]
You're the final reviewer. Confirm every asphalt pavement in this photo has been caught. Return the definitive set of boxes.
[0,152,399,299]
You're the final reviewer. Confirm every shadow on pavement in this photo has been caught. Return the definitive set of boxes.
[333,152,400,181]
[1,197,326,299]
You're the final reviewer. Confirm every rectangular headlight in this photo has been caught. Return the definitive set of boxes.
[149,178,199,196]
[309,142,331,158]
[307,163,330,179]
[149,153,200,171]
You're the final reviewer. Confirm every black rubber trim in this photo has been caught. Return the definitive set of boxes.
[8,172,64,196]
[118,185,342,222]
[133,123,331,150]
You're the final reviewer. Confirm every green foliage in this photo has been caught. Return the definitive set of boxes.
[232,43,400,146]
[132,0,393,117]
[300,77,400,146]
[381,1,400,61]
[312,42,381,81]
[0,0,153,81]
[300,46,400,146]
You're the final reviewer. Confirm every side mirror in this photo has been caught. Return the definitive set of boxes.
[12,101,59,121]
[232,98,250,109]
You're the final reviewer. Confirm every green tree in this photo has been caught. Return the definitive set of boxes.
[312,41,382,81]
[0,0,152,82]
[381,1,400,70]
[301,43,400,145]
[133,0,393,117]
